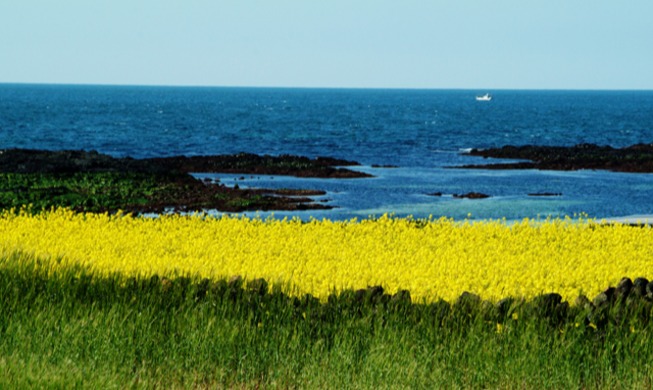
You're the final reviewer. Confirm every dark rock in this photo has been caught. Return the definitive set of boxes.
[301,294,319,308]
[593,287,615,308]
[354,288,367,303]
[194,278,211,300]
[554,301,569,320]
[315,156,362,167]
[646,281,653,299]
[209,279,228,295]
[574,295,592,309]
[456,291,481,303]
[615,277,633,300]
[362,285,387,305]
[453,192,490,199]
[145,153,373,178]
[175,277,191,292]
[533,293,563,314]
[225,276,244,301]
[428,192,443,197]
[147,274,161,289]
[481,300,495,315]
[588,308,609,330]
[160,277,173,293]
[367,285,385,298]
[426,299,452,322]
[459,143,653,173]
[495,297,515,317]
[519,293,568,323]
[455,291,482,313]
[390,289,412,305]
[228,275,243,289]
[632,277,649,298]
[247,278,268,296]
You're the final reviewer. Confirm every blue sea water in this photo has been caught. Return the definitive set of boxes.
[1,83,653,221]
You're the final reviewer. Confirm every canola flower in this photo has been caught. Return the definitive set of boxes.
[0,207,651,303]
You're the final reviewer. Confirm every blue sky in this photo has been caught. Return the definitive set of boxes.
[1,1,652,90]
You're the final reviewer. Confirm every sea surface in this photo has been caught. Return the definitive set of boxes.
[2,83,653,221]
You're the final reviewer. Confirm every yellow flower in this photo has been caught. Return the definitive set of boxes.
[1,208,651,304]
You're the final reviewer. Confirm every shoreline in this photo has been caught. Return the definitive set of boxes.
[603,215,653,225]
[459,143,653,173]
[0,148,372,214]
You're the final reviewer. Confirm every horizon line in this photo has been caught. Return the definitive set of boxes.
[1,81,652,92]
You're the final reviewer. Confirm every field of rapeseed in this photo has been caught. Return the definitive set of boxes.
[1,207,651,303]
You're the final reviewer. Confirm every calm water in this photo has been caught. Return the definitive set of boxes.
[2,84,653,220]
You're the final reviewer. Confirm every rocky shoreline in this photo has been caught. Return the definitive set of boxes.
[0,149,371,178]
[0,148,371,214]
[459,143,653,173]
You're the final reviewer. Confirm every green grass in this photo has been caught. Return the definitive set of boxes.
[1,255,653,388]
[0,172,320,215]
[0,172,168,212]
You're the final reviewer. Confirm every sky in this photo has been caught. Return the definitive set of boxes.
[1,1,652,90]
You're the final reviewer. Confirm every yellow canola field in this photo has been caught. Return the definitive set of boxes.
[1,208,651,303]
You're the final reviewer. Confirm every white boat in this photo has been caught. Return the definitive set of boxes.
[475,93,492,101]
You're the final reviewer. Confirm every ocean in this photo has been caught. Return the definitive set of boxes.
[1,83,653,221]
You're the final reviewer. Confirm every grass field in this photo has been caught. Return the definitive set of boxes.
[1,259,653,388]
